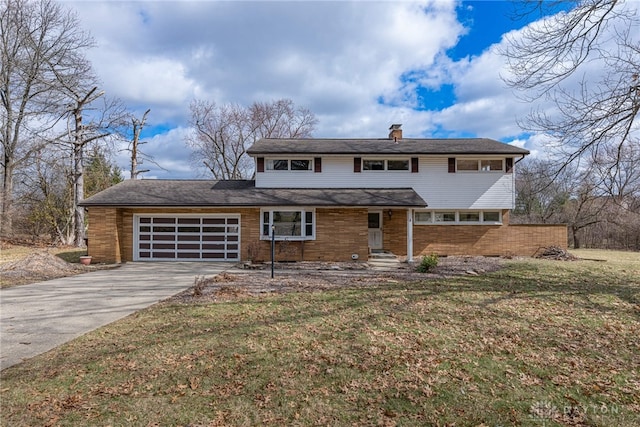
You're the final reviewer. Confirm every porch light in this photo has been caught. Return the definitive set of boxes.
[388,209,393,219]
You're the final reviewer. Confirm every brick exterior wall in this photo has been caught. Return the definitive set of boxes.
[86,206,566,263]
[410,223,567,257]
[86,207,369,263]
[87,208,123,263]
[383,209,567,257]
[239,207,368,262]
[383,209,407,254]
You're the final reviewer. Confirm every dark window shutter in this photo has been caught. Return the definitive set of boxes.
[314,157,322,173]
[448,157,456,173]
[354,157,361,173]
[257,157,264,173]
[411,157,419,173]
[506,157,513,174]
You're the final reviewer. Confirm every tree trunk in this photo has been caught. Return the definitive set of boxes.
[73,142,85,247]
[1,160,14,236]
[572,226,581,249]
[72,100,86,248]
[130,109,150,179]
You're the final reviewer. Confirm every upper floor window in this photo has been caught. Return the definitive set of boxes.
[481,160,503,171]
[456,159,503,172]
[266,159,312,171]
[362,159,409,171]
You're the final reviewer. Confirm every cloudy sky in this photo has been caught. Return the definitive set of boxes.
[67,0,571,179]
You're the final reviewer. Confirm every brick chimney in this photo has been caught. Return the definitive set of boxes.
[388,124,402,141]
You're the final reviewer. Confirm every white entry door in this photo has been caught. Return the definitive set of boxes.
[368,211,383,250]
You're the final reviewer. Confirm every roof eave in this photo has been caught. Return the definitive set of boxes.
[247,150,530,156]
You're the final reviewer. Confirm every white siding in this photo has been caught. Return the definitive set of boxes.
[254,156,516,209]
[414,158,515,209]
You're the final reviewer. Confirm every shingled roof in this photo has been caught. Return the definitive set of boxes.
[247,138,530,156]
[80,180,427,208]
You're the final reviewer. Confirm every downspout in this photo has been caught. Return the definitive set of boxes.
[407,208,413,262]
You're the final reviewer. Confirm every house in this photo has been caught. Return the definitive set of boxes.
[80,125,567,263]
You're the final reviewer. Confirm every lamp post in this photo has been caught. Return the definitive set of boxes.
[271,225,275,278]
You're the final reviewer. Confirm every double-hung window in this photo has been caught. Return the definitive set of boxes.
[261,209,315,240]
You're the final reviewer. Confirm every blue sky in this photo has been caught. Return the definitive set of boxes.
[454,0,528,60]
[416,1,520,112]
[69,0,575,179]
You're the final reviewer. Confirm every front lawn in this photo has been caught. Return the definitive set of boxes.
[1,250,639,426]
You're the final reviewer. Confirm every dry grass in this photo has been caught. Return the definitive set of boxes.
[0,242,85,263]
[0,241,100,288]
[1,251,639,426]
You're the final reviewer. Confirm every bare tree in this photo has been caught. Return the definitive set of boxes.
[513,157,626,248]
[56,90,126,246]
[17,145,73,243]
[15,140,123,244]
[121,108,165,180]
[186,99,317,179]
[501,0,639,180]
[593,143,640,212]
[129,109,151,179]
[249,99,318,141]
[1,0,94,236]
[513,158,573,223]
[563,174,608,249]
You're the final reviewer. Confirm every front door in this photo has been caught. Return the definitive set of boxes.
[368,211,383,250]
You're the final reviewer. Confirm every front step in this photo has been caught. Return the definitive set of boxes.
[368,252,403,270]
[369,250,397,259]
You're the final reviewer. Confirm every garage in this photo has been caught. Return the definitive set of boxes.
[134,215,240,261]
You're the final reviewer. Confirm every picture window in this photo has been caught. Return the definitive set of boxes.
[261,209,315,240]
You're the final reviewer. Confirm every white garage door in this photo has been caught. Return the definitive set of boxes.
[134,215,240,261]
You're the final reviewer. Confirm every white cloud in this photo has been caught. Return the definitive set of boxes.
[68,0,615,177]
[112,127,197,180]
[71,1,464,138]
[96,51,197,105]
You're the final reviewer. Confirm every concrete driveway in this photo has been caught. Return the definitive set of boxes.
[0,262,234,371]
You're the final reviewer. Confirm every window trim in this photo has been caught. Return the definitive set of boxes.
[414,210,503,225]
[260,208,316,240]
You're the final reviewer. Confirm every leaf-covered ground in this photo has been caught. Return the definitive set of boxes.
[0,240,97,288]
[1,250,639,426]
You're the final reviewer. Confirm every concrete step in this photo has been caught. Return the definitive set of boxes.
[368,253,403,270]
[369,251,397,259]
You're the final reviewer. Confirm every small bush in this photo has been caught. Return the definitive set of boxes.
[416,253,438,273]
[193,275,209,297]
